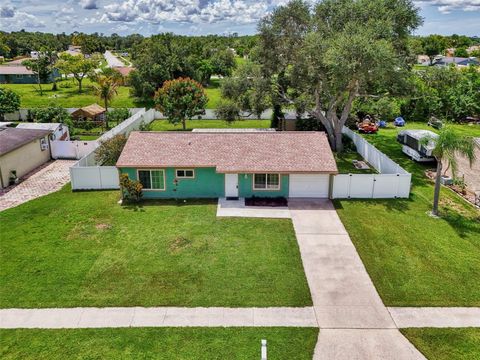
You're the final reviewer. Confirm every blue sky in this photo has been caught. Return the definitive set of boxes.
[0,0,479,37]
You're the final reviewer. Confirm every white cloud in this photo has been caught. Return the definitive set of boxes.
[101,0,268,24]
[0,2,46,29]
[417,0,480,13]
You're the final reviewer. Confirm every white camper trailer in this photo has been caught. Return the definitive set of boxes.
[397,129,438,162]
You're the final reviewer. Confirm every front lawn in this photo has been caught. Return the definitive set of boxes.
[0,185,311,308]
[0,79,145,108]
[401,328,480,360]
[0,327,319,360]
[150,119,271,131]
[335,122,480,306]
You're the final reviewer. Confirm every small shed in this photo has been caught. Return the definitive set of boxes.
[71,104,106,124]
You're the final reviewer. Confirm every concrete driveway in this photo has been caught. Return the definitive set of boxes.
[0,160,74,212]
[289,199,425,359]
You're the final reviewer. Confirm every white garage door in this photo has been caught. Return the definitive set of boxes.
[289,174,330,198]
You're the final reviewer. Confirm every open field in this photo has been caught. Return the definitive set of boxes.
[0,185,311,308]
[150,119,270,131]
[0,327,319,360]
[0,79,145,108]
[1,78,224,109]
[335,122,480,306]
[401,328,480,360]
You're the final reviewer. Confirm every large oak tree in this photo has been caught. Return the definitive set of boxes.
[222,0,422,151]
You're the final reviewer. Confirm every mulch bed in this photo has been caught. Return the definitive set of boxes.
[425,169,479,208]
[245,197,288,207]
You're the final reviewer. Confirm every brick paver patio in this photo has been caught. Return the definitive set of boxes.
[0,160,75,212]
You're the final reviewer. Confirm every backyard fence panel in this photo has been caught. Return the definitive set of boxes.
[397,174,412,198]
[342,127,408,175]
[51,140,97,160]
[348,174,376,198]
[70,167,102,190]
[372,174,399,198]
[332,174,351,198]
[70,167,119,190]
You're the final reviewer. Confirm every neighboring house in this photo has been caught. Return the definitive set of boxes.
[433,57,479,67]
[0,65,59,84]
[71,104,106,123]
[0,128,52,188]
[467,45,480,54]
[114,66,135,85]
[443,138,480,194]
[116,131,338,199]
[417,55,430,65]
[16,122,70,141]
[65,45,83,56]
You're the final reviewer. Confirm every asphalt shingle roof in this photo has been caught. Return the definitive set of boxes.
[0,128,51,156]
[116,131,338,173]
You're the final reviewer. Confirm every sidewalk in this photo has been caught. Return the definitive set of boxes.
[0,307,317,329]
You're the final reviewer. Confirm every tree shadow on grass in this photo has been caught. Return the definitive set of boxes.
[441,207,480,239]
[333,197,413,213]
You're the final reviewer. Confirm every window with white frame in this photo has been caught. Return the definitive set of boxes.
[253,174,280,190]
[176,169,194,178]
[138,169,165,190]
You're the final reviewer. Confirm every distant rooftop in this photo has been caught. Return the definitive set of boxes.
[0,65,34,75]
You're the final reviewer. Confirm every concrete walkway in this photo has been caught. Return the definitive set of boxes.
[288,199,425,359]
[388,307,480,328]
[0,160,74,212]
[0,307,317,329]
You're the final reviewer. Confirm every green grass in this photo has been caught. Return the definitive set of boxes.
[0,79,145,108]
[0,185,311,308]
[335,151,376,174]
[334,122,480,306]
[2,78,224,109]
[0,327,319,360]
[150,119,271,131]
[401,328,480,360]
[204,78,223,108]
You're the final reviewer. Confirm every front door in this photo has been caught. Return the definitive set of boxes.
[225,174,239,198]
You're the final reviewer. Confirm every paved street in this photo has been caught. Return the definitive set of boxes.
[103,50,125,67]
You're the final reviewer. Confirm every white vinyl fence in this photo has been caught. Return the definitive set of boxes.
[332,127,412,199]
[69,108,156,190]
[51,140,98,160]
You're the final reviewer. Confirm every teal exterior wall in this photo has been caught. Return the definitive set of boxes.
[119,167,225,199]
[238,173,289,198]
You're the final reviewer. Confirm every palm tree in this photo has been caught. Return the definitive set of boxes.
[427,126,477,216]
[93,76,119,129]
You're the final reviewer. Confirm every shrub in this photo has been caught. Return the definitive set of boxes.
[94,134,127,166]
[120,174,143,202]
[107,108,130,126]
[295,116,326,131]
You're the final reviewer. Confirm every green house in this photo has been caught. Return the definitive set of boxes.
[116,131,338,200]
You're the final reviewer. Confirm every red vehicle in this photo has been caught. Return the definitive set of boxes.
[357,119,378,134]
